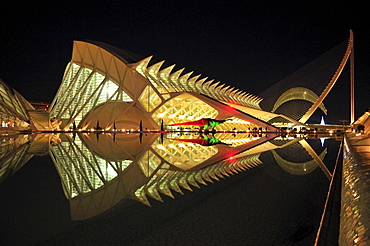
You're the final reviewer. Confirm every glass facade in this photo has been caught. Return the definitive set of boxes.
[154,95,218,126]
[50,133,133,198]
[0,80,30,131]
[51,63,133,129]
[139,86,162,112]
[50,41,277,132]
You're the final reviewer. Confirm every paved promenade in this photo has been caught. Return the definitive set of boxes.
[340,132,370,245]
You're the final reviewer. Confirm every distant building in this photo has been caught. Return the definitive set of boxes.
[30,102,50,112]
[0,79,52,132]
[0,79,32,131]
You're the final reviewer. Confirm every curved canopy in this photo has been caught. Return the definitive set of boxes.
[271,87,327,115]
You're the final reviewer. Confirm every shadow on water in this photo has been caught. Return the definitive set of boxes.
[0,132,342,245]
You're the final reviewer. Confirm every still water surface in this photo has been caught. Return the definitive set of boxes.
[0,132,341,245]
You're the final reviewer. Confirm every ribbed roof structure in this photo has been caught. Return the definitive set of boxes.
[49,40,279,132]
[50,31,353,133]
[0,78,33,131]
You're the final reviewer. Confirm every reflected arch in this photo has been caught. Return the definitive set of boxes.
[272,147,327,175]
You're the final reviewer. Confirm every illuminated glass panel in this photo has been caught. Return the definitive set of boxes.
[0,83,28,121]
[138,150,162,177]
[51,63,133,128]
[215,117,258,132]
[50,134,133,198]
[154,96,218,125]
[162,94,171,100]
[138,86,162,112]
[153,140,218,170]
[213,132,256,147]
[0,135,30,182]
[158,76,176,93]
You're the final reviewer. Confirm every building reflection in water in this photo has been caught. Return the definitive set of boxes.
[0,134,49,183]
[0,132,331,221]
[42,132,327,220]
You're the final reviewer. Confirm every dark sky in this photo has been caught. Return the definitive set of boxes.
[1,1,369,122]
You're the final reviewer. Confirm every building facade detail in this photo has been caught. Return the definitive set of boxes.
[49,41,279,132]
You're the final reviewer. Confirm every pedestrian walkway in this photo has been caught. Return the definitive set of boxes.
[340,132,370,245]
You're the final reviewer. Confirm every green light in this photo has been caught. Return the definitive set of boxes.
[208,137,220,144]
[209,121,220,128]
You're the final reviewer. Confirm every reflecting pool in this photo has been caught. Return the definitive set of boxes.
[0,132,341,245]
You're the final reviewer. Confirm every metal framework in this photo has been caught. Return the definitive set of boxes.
[0,134,33,183]
[49,30,354,132]
[49,41,282,132]
[0,79,32,131]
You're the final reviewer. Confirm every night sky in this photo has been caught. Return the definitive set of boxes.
[1,1,369,122]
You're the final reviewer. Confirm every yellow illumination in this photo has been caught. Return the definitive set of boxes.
[156,144,165,149]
